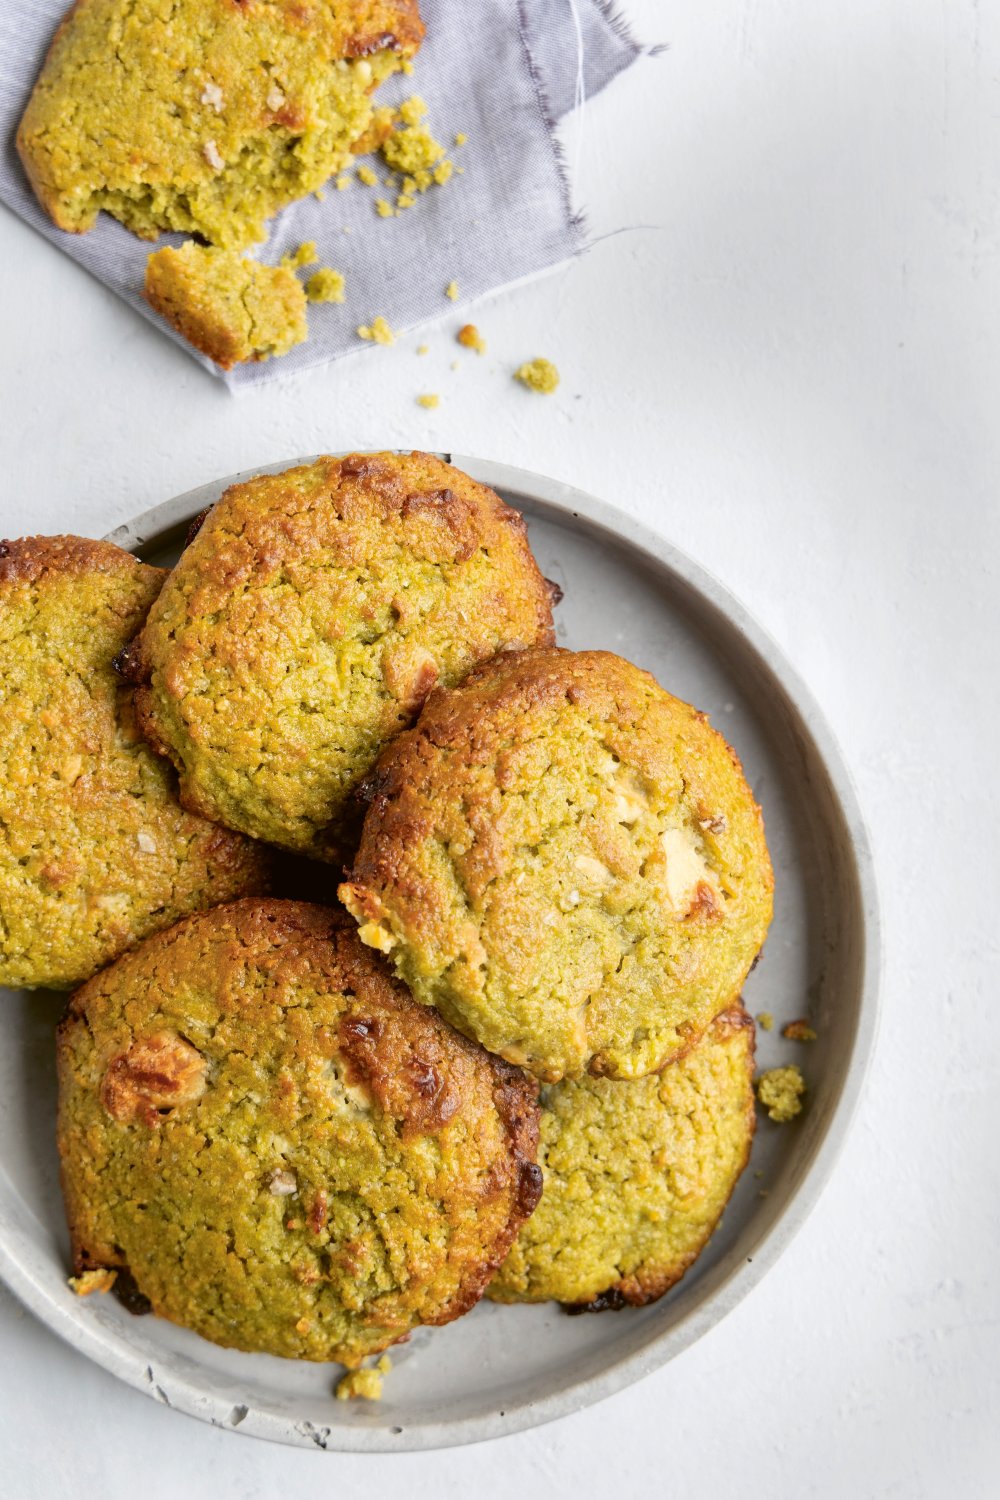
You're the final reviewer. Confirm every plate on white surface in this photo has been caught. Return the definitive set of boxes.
[0,456,879,1450]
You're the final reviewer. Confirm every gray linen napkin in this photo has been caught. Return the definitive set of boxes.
[0,1,645,388]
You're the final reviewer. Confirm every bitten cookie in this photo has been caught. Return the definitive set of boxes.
[17,0,423,246]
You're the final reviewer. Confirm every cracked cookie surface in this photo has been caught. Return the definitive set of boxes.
[17,0,423,247]
[57,898,542,1364]
[121,453,557,861]
[0,535,268,990]
[489,1004,755,1307]
[340,647,773,1080]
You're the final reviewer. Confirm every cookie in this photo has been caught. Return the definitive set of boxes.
[120,453,557,860]
[341,647,773,1080]
[489,1004,755,1307]
[17,0,423,246]
[57,899,542,1363]
[0,536,267,990]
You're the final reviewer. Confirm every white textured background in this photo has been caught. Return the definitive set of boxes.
[1,1,998,1494]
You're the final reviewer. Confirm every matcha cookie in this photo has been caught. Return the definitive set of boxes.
[17,0,423,247]
[57,899,542,1364]
[489,1004,755,1308]
[340,647,773,1081]
[120,453,557,860]
[0,536,268,991]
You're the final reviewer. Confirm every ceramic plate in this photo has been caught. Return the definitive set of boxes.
[0,456,879,1450]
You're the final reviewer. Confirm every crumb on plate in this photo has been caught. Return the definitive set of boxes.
[756,1065,806,1123]
[782,1019,817,1042]
[336,1356,392,1401]
[69,1269,118,1296]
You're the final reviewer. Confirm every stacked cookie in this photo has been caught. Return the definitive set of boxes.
[1,452,773,1371]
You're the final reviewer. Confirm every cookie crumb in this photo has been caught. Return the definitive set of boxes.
[756,1065,806,1123]
[782,1020,817,1042]
[515,357,560,394]
[305,268,345,304]
[416,393,440,409]
[383,123,448,178]
[455,132,467,146]
[280,241,318,271]
[335,175,351,191]
[375,197,396,218]
[357,164,378,186]
[756,1011,774,1032]
[336,1365,385,1402]
[457,323,486,354]
[398,95,427,126]
[416,344,429,356]
[69,1269,117,1296]
[357,316,395,345]
[445,280,459,301]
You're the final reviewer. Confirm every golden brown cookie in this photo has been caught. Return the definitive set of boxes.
[341,647,773,1080]
[489,1004,755,1307]
[0,535,268,990]
[120,454,557,860]
[17,0,424,246]
[144,244,308,369]
[57,899,542,1364]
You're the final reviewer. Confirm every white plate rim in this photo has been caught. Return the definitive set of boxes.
[0,454,882,1452]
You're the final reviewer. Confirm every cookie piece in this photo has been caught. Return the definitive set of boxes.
[0,536,268,990]
[489,1004,755,1308]
[145,244,308,369]
[57,899,541,1363]
[17,0,423,247]
[340,647,773,1081]
[120,454,557,860]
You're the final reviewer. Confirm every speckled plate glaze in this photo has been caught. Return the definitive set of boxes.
[0,456,880,1451]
